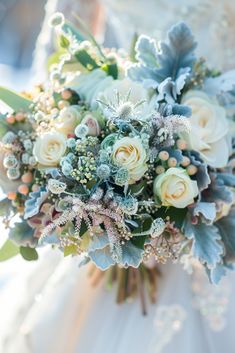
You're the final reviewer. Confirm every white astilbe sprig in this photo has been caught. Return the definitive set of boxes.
[40,196,126,260]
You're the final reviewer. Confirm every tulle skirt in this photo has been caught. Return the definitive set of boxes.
[0,248,235,353]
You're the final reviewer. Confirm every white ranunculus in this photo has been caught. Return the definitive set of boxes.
[154,167,199,208]
[33,132,66,167]
[182,90,229,168]
[54,105,81,136]
[112,136,148,184]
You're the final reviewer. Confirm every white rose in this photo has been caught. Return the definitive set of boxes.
[182,90,229,168]
[54,105,81,136]
[33,132,66,166]
[154,167,199,208]
[112,136,148,184]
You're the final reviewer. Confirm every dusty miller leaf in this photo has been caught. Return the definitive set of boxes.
[184,220,223,269]
[216,207,235,262]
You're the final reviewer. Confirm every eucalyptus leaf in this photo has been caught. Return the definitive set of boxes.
[20,246,39,261]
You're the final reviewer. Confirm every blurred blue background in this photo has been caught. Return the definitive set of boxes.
[0,0,46,89]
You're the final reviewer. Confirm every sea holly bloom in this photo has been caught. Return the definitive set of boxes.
[98,78,148,121]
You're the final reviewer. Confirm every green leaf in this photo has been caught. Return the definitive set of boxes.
[157,207,187,229]
[74,49,100,70]
[64,244,78,257]
[62,21,86,43]
[0,86,32,111]
[80,220,88,237]
[20,246,39,261]
[131,235,146,249]
[128,180,147,196]
[0,239,20,261]
[131,215,152,249]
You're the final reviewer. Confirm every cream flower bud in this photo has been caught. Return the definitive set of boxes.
[112,136,148,184]
[154,167,199,208]
[49,12,64,27]
[54,105,81,136]
[33,132,66,167]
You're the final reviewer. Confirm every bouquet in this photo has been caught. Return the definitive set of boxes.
[0,13,235,308]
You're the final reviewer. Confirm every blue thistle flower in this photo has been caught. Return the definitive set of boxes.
[96,164,110,180]
[115,168,129,186]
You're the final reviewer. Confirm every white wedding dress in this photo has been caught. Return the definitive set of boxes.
[1,1,235,352]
